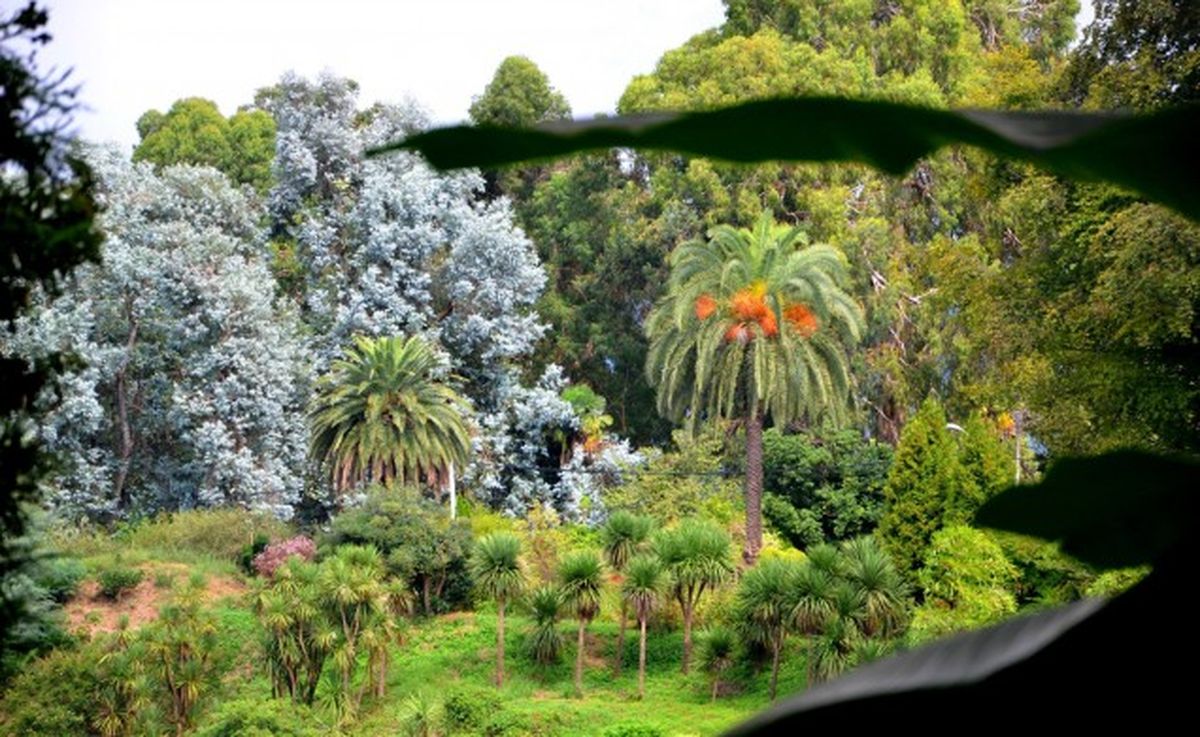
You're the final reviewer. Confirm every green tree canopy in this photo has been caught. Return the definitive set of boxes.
[469,56,570,128]
[134,97,275,191]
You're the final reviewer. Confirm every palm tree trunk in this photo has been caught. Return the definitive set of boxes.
[575,620,587,697]
[806,637,815,688]
[744,410,765,565]
[615,602,626,677]
[496,599,506,688]
[770,638,781,701]
[638,617,647,700]
[682,604,693,674]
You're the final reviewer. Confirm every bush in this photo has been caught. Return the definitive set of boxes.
[601,723,666,737]
[97,565,144,599]
[239,533,271,575]
[326,488,473,614]
[483,710,533,736]
[910,526,1019,643]
[195,697,322,737]
[126,508,291,562]
[32,556,87,603]
[0,645,100,734]
[251,536,316,578]
[442,686,503,734]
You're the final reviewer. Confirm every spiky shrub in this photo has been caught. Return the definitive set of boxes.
[622,554,664,699]
[813,582,867,682]
[601,511,655,675]
[654,520,734,673]
[840,536,908,638]
[525,585,563,667]
[254,558,330,705]
[471,532,525,687]
[791,562,835,687]
[558,549,604,697]
[142,575,221,735]
[699,626,738,702]
[97,565,144,600]
[735,557,802,700]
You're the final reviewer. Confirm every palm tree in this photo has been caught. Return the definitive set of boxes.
[309,335,472,508]
[622,554,664,699]
[471,532,525,688]
[699,626,737,702]
[735,557,802,700]
[602,511,654,676]
[558,549,604,697]
[840,536,908,639]
[655,520,734,674]
[645,213,864,564]
[525,585,564,668]
[792,562,835,689]
[813,582,867,682]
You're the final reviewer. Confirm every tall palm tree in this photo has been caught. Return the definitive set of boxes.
[309,335,472,505]
[622,554,664,699]
[655,520,734,674]
[471,532,525,688]
[735,557,802,700]
[601,511,654,676]
[645,212,864,564]
[559,550,604,697]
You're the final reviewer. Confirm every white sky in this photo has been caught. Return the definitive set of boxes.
[37,0,726,149]
[36,1,1094,151]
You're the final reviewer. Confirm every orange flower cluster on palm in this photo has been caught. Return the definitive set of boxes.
[694,283,816,343]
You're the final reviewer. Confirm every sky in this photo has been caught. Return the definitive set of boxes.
[37,0,727,149]
[37,1,1094,151]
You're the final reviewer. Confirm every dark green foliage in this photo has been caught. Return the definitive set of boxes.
[991,532,1094,607]
[442,686,503,734]
[734,558,801,699]
[239,533,271,576]
[0,1,102,647]
[762,428,893,546]
[326,488,473,614]
[1065,0,1200,110]
[97,564,144,599]
[195,697,321,737]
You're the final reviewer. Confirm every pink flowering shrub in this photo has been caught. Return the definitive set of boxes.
[252,536,317,578]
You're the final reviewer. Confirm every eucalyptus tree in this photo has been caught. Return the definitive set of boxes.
[309,335,471,505]
[621,554,664,699]
[655,520,735,673]
[735,557,802,700]
[471,532,525,688]
[558,550,604,697]
[601,511,655,675]
[645,213,863,563]
[9,148,308,519]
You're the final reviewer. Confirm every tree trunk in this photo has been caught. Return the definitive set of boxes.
[744,411,765,565]
[712,676,719,702]
[422,576,432,616]
[638,617,647,700]
[806,637,815,688]
[615,602,626,677]
[113,307,139,512]
[496,599,506,688]
[770,639,781,701]
[575,620,587,697]
[682,604,693,674]
[448,463,457,520]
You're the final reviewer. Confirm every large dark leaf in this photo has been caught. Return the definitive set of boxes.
[369,98,1200,221]
[726,555,1194,732]
[975,450,1200,570]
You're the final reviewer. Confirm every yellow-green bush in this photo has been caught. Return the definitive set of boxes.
[126,508,291,562]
